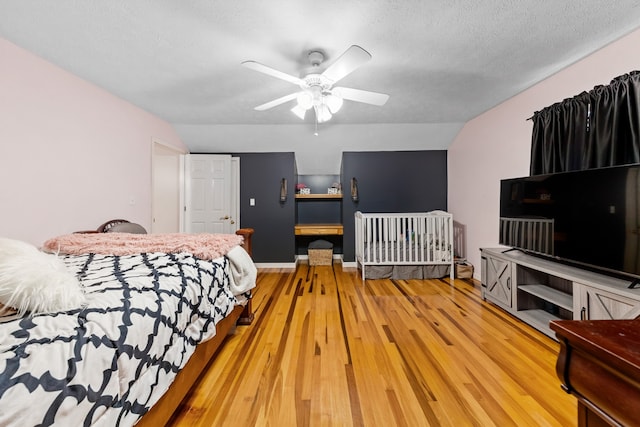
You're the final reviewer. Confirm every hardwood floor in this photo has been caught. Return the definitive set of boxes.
[169,263,576,426]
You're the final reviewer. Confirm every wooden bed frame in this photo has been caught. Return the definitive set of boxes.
[135,228,255,427]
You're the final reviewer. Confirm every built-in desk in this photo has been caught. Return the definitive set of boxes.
[294,223,343,236]
[550,319,640,427]
[294,191,343,257]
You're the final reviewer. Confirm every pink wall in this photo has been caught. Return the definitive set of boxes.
[0,38,187,245]
[448,28,640,279]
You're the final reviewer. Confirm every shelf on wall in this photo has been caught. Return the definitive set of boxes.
[295,194,343,199]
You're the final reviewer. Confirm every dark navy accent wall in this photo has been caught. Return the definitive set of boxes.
[341,150,448,262]
[233,152,296,263]
[220,150,446,263]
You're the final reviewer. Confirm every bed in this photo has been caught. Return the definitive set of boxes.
[0,228,256,427]
[355,211,454,281]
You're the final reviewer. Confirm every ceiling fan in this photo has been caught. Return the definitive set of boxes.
[241,45,389,124]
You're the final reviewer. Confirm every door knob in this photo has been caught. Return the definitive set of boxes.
[220,215,230,220]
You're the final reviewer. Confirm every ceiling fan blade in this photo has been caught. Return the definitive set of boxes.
[322,45,372,83]
[241,60,304,85]
[254,92,300,111]
[333,87,389,106]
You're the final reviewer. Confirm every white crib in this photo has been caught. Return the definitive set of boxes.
[355,211,455,281]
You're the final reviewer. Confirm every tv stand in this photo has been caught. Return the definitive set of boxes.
[481,248,640,338]
[500,247,522,254]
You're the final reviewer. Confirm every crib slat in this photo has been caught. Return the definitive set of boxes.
[396,217,401,263]
[385,216,391,263]
[415,217,420,262]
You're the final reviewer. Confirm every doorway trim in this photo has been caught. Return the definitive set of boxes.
[151,138,187,233]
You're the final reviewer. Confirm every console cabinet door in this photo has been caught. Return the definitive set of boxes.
[577,284,640,320]
[482,254,513,308]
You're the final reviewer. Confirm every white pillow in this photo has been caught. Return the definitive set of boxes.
[0,238,86,316]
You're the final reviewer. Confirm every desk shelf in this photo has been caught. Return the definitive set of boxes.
[295,223,343,236]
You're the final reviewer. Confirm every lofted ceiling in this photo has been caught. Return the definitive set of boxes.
[2,1,640,171]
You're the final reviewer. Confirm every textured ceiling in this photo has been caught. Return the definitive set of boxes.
[2,1,640,150]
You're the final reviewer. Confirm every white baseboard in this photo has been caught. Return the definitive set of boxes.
[295,254,343,261]
[254,257,355,270]
[295,254,344,265]
[254,262,296,269]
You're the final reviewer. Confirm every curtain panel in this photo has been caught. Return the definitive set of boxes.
[530,71,640,175]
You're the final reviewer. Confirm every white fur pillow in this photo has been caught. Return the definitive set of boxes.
[0,238,86,316]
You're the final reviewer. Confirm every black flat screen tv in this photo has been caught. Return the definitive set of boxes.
[499,163,640,280]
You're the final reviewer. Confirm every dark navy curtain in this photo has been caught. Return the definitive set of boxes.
[530,71,640,175]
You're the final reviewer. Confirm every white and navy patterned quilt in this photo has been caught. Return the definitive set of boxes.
[0,251,246,427]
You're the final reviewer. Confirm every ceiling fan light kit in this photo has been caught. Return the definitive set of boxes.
[291,104,307,120]
[242,45,389,129]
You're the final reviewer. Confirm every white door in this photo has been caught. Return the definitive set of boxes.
[151,140,185,233]
[185,154,235,234]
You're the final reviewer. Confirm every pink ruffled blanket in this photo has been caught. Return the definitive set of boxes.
[42,232,244,260]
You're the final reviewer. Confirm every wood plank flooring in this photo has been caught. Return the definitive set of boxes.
[169,263,576,426]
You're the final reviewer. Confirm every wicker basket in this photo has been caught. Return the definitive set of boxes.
[308,239,333,266]
[455,261,474,279]
[308,248,333,265]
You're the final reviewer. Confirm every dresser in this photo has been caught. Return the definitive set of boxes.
[550,319,640,426]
